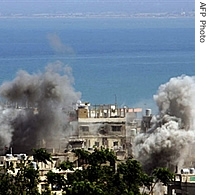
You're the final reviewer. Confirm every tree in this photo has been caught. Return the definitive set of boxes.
[67,149,137,194]
[0,148,175,195]
[0,158,40,195]
[67,148,175,195]
[21,165,40,194]
[88,147,117,169]
[32,148,53,165]
[0,171,16,195]
[148,167,174,194]
[57,160,74,171]
[118,159,145,195]
[72,148,90,167]
[46,171,65,191]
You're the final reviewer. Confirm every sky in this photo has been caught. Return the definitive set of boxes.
[0,0,195,15]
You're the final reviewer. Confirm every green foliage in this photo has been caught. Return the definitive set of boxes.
[67,149,174,195]
[0,172,16,195]
[152,167,175,186]
[0,159,40,195]
[118,159,145,194]
[72,148,90,159]
[0,148,175,195]
[57,160,74,171]
[32,148,52,164]
[46,170,65,191]
[66,180,104,195]
[72,148,90,167]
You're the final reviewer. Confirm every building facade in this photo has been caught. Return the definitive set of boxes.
[67,102,142,158]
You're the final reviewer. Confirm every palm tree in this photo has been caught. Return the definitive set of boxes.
[57,160,74,171]
[32,148,53,166]
[72,148,90,167]
[148,167,174,194]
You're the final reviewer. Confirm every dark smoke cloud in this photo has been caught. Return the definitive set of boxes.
[0,61,81,154]
[134,75,195,173]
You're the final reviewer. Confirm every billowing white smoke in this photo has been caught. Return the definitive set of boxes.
[134,75,195,173]
[0,107,18,149]
[0,61,81,154]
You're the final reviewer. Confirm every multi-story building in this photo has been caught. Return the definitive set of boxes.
[0,152,79,194]
[66,101,142,158]
[0,153,195,195]
[167,170,195,195]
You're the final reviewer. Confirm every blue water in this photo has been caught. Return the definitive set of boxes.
[0,17,195,112]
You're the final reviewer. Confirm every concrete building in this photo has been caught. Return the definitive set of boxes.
[167,172,195,195]
[0,152,80,194]
[141,108,153,132]
[0,101,195,194]
[66,101,142,158]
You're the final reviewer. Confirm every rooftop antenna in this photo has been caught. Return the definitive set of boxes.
[142,103,146,117]
[115,94,117,107]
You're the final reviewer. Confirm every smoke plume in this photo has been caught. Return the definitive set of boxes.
[0,61,81,154]
[47,33,75,55]
[134,75,195,173]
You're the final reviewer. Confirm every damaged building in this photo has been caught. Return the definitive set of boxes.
[66,101,142,159]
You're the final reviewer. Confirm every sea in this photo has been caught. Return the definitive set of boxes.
[0,17,195,114]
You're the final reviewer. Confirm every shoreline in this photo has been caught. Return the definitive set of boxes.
[0,12,195,19]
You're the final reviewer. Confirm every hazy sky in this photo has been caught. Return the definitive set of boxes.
[0,0,194,15]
